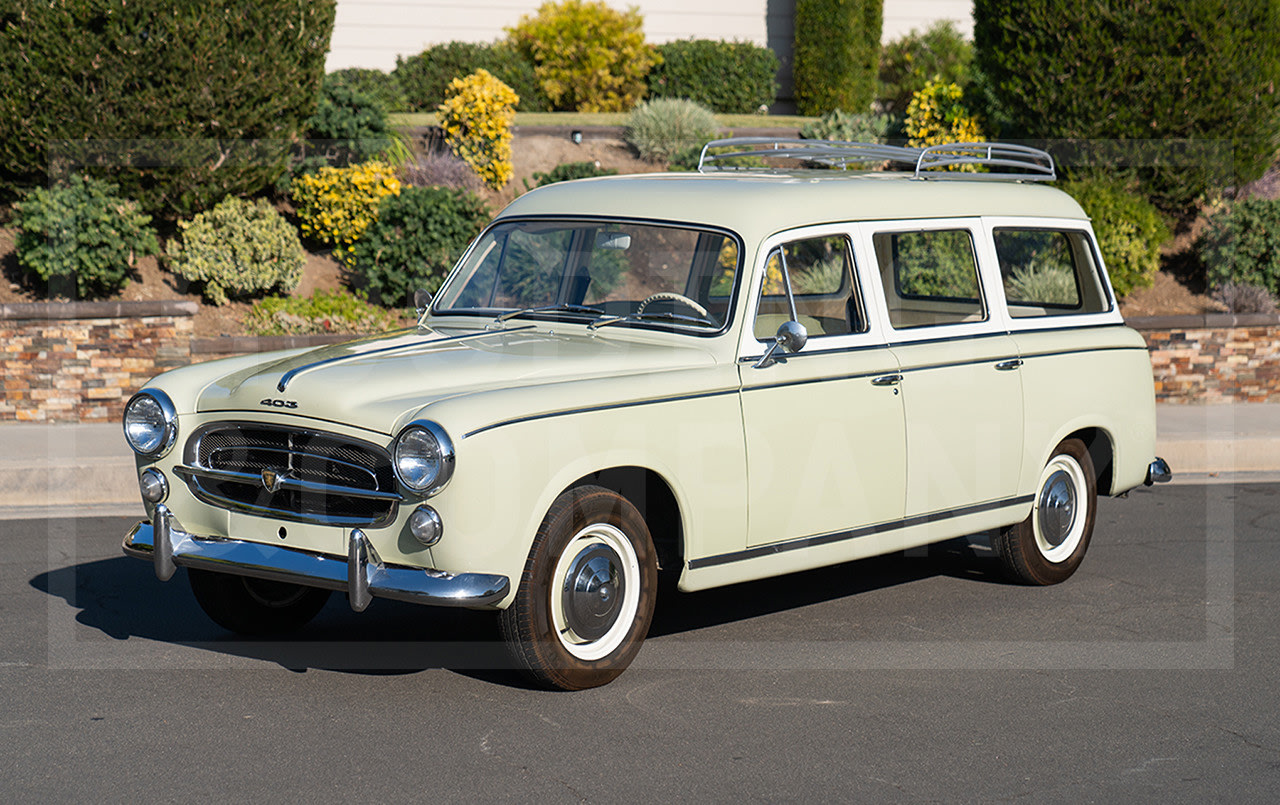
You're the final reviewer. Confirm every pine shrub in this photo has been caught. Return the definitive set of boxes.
[0,1,335,215]
[289,161,401,262]
[973,0,1280,212]
[165,197,304,306]
[1197,198,1280,298]
[793,0,883,116]
[507,0,659,112]
[1060,179,1170,298]
[648,40,779,114]
[14,175,158,298]
[439,70,519,190]
[348,186,490,306]
[625,99,719,163]
[393,41,548,113]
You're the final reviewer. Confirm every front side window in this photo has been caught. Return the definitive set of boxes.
[435,220,740,331]
[872,229,985,329]
[993,228,1110,317]
[753,235,862,340]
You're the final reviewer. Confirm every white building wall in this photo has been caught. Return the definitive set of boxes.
[326,0,973,73]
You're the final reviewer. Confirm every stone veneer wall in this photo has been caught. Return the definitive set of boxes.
[2,304,1278,421]
[0,301,196,422]
[1128,314,1280,404]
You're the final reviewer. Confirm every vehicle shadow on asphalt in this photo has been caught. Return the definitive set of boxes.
[29,536,1006,689]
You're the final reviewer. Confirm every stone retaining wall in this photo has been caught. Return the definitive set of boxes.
[0,301,196,422]
[2,304,1278,421]
[1128,314,1280,404]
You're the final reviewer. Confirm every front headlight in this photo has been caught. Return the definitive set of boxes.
[393,420,455,496]
[123,389,178,457]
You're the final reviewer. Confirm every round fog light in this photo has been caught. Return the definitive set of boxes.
[408,505,443,547]
[139,469,169,504]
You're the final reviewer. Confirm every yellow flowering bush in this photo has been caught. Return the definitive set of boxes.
[904,80,985,156]
[439,69,519,190]
[289,161,401,262]
[507,0,659,112]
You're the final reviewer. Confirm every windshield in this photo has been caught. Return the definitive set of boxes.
[434,219,741,331]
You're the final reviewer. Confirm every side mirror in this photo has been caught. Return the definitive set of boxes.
[754,320,808,369]
[414,288,432,313]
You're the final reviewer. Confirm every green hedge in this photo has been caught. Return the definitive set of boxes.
[1060,179,1169,298]
[878,21,972,116]
[974,0,1280,212]
[1198,198,1280,298]
[393,42,548,113]
[0,0,335,216]
[793,0,883,116]
[324,68,407,113]
[648,40,779,114]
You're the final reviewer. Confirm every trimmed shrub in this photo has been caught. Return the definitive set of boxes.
[1060,179,1170,298]
[439,70,519,190]
[1213,282,1278,314]
[14,175,158,298]
[299,81,398,172]
[289,161,401,262]
[800,109,892,142]
[1197,198,1280,298]
[393,41,548,113]
[647,40,779,114]
[904,80,984,148]
[626,99,718,163]
[245,290,401,335]
[973,0,1280,212]
[507,0,659,112]
[528,161,617,189]
[878,21,973,116]
[402,153,484,192]
[793,0,883,116]
[165,197,304,306]
[324,68,407,113]
[348,186,491,306]
[0,1,335,215]
[1006,259,1077,305]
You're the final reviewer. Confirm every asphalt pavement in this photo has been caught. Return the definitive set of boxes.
[1,483,1276,801]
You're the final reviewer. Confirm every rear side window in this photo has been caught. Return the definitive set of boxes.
[994,229,1111,317]
[871,229,985,329]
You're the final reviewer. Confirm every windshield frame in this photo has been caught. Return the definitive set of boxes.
[430,215,746,338]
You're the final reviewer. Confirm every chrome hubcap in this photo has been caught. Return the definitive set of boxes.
[561,543,625,642]
[1037,469,1077,547]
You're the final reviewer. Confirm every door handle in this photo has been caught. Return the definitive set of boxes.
[871,374,903,386]
[995,359,1024,371]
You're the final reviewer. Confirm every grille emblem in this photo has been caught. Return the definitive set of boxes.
[260,468,287,494]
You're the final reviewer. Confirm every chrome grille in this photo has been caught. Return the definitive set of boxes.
[178,423,400,527]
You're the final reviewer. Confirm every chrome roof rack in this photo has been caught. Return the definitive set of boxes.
[696,138,1056,181]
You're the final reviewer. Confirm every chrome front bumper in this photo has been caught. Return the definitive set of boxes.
[122,505,510,611]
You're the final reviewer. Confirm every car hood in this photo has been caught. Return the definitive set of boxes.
[195,325,719,434]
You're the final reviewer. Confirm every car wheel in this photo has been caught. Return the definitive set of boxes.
[994,438,1097,585]
[499,485,658,690]
[188,568,330,635]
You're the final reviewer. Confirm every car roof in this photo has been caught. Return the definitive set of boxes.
[497,172,1090,239]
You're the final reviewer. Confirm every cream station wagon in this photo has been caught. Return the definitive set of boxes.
[122,140,1171,690]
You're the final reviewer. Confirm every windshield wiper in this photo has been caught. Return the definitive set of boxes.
[494,304,604,324]
[588,311,719,331]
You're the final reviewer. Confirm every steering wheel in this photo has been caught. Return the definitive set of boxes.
[635,292,710,318]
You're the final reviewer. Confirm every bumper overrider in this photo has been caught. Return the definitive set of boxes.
[122,505,510,611]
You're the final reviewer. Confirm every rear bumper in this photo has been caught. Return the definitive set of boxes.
[122,505,510,611]
[1145,457,1173,486]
